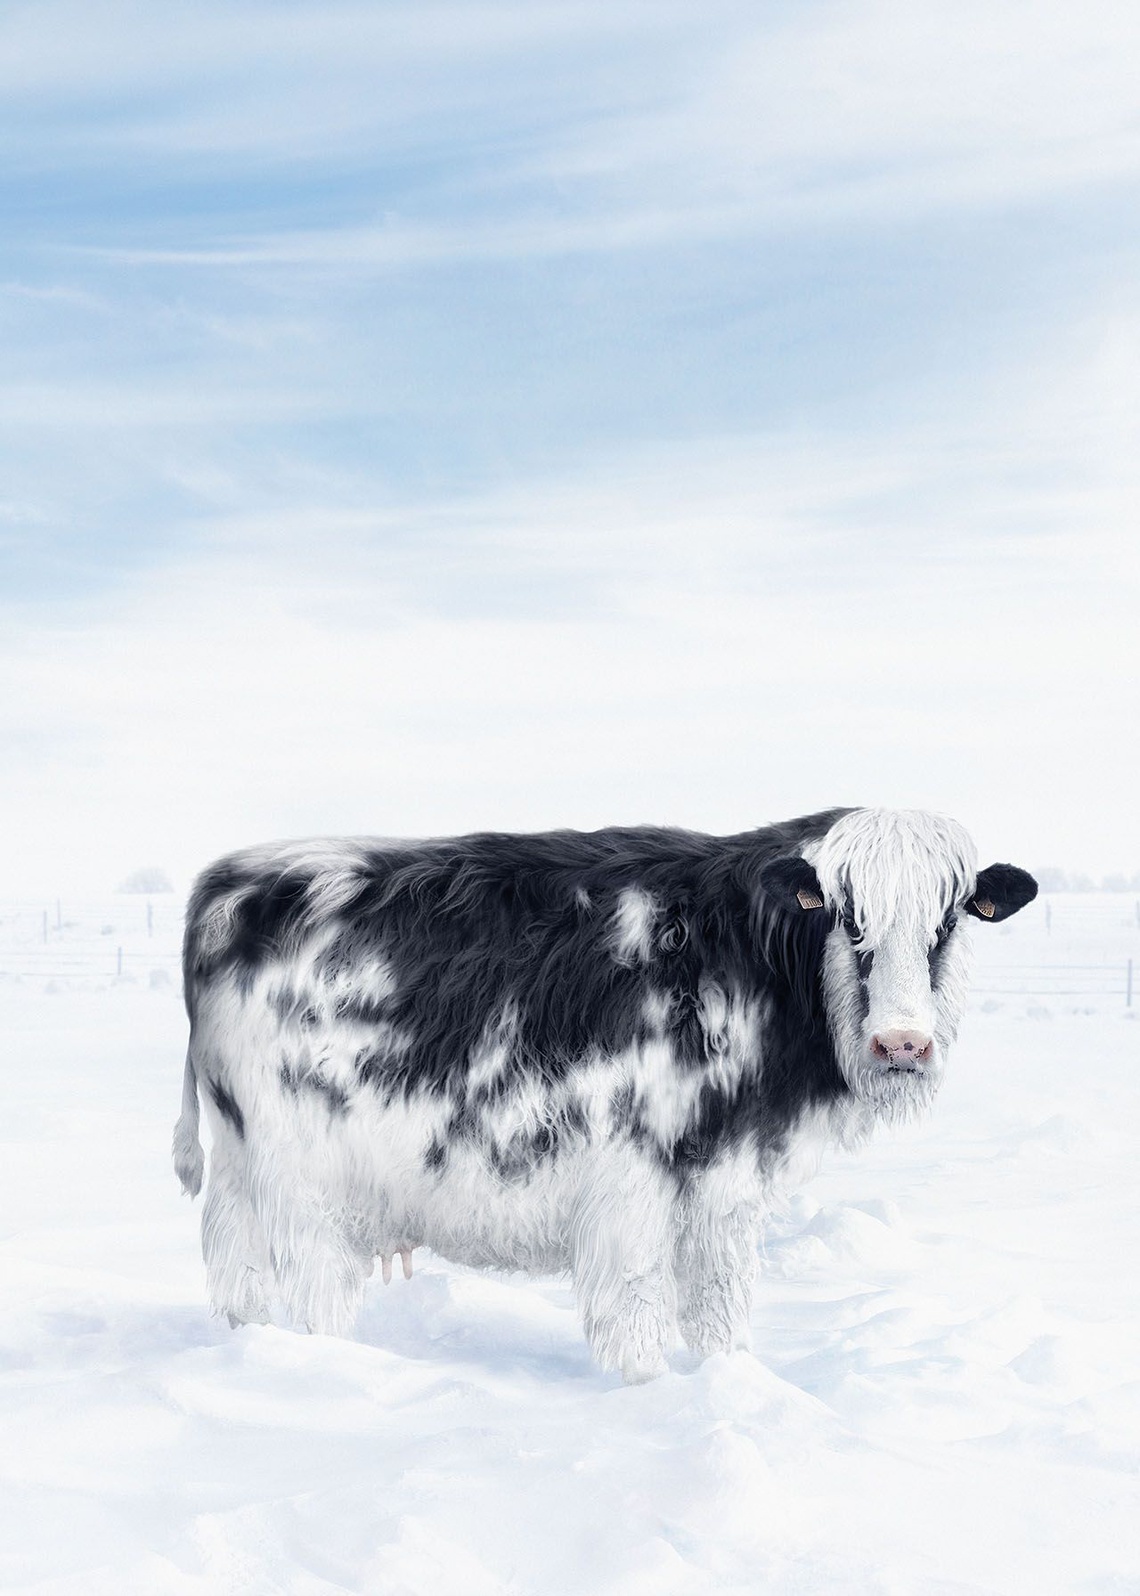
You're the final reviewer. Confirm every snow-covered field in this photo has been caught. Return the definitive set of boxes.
[1,893,1137,1595]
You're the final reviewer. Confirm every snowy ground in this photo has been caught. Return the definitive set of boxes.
[1,893,1138,1595]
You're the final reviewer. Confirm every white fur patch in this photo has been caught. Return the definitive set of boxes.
[197,890,249,958]
[611,887,658,964]
[480,1076,552,1148]
[626,1037,704,1146]
[642,988,673,1033]
[466,1002,520,1094]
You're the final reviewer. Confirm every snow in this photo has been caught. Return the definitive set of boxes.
[1,894,1138,1594]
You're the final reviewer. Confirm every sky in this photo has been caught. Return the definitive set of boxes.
[1,0,1138,894]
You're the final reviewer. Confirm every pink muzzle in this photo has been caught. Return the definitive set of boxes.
[871,1029,933,1067]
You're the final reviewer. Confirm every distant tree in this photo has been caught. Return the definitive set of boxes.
[1033,867,1104,892]
[117,867,174,894]
[1033,867,1071,893]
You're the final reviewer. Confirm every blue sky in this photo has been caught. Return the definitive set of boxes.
[2,0,1138,890]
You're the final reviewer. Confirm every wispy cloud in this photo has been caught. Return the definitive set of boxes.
[1,303,1136,891]
[7,0,1136,253]
[76,205,755,271]
[545,1,1140,209]
[1,0,1137,891]
[0,0,678,171]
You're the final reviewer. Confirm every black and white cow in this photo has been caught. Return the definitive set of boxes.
[173,808,1036,1381]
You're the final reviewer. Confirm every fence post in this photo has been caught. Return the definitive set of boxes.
[1128,959,1133,1009]
[116,946,123,978]
[147,902,153,938]
[42,910,48,943]
[56,899,61,931]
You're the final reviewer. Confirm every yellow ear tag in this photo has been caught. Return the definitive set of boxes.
[973,898,996,918]
[796,889,824,910]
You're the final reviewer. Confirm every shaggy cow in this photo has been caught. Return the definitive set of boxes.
[173,808,1036,1381]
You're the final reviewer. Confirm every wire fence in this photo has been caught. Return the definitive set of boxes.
[972,962,1133,1003]
[0,950,183,981]
[0,897,184,987]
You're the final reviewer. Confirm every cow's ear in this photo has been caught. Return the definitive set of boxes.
[760,855,827,914]
[966,863,1038,922]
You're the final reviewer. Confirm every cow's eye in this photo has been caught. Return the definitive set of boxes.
[933,913,958,948]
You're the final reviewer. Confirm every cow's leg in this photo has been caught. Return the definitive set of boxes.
[675,1171,761,1358]
[201,1131,273,1327]
[570,1150,678,1383]
[249,1165,366,1337]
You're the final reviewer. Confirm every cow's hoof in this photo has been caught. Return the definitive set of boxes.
[226,1308,269,1328]
[620,1350,668,1385]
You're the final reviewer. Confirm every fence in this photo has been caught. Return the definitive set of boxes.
[972,961,1133,1005]
[0,897,184,987]
[0,948,183,982]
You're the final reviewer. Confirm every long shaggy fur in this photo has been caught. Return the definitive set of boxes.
[174,807,1026,1379]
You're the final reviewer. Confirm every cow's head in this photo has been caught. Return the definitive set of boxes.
[760,810,1037,1118]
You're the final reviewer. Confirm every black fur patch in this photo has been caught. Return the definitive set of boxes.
[851,944,874,1020]
[927,913,958,982]
[207,1078,245,1140]
[279,1062,350,1116]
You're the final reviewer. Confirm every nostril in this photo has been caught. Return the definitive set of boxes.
[872,1030,933,1065]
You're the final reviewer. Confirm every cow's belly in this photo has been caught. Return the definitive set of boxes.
[391,1146,585,1274]
[251,1086,601,1278]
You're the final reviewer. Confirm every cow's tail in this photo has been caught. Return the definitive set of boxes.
[173,1045,205,1198]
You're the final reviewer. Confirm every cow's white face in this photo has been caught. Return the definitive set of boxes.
[818,898,973,1120]
[761,808,1037,1122]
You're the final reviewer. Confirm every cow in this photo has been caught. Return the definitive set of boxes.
[172,808,1037,1382]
